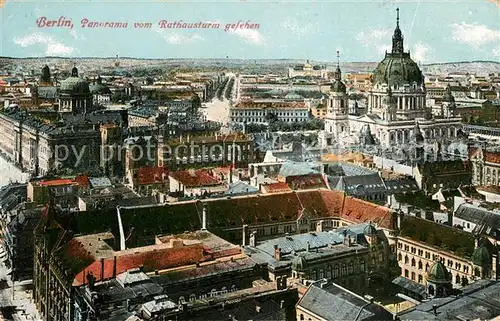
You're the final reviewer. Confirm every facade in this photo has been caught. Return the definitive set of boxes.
[413,160,472,195]
[230,101,310,124]
[288,61,329,79]
[157,133,254,170]
[321,9,463,148]
[395,214,499,299]
[244,223,400,295]
[470,147,500,186]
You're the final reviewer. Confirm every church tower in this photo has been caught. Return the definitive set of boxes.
[39,65,53,86]
[325,50,349,139]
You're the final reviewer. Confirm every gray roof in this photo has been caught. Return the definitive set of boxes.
[89,177,113,189]
[298,282,394,321]
[392,276,426,297]
[384,179,419,193]
[224,181,259,196]
[332,173,386,196]
[279,161,320,177]
[454,203,500,236]
[37,86,58,99]
[398,280,500,321]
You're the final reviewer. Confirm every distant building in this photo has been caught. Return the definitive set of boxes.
[288,60,329,79]
[230,101,310,124]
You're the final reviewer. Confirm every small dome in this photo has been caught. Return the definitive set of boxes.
[426,261,451,283]
[472,245,491,267]
[364,224,377,236]
[330,80,346,93]
[60,75,90,95]
[291,254,308,271]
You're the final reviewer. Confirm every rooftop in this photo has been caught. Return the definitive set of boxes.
[297,281,394,321]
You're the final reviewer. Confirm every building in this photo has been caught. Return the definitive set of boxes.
[413,160,472,195]
[320,9,463,148]
[394,214,499,300]
[230,101,310,124]
[89,75,112,105]
[470,146,500,186]
[288,61,329,79]
[169,169,225,197]
[398,279,500,320]
[296,281,394,321]
[244,223,400,294]
[58,66,93,114]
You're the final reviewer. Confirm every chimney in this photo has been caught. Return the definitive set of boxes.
[397,211,404,230]
[387,194,392,208]
[242,224,248,247]
[116,206,126,251]
[280,300,284,309]
[274,244,281,261]
[316,220,323,232]
[255,305,261,313]
[113,256,117,278]
[447,210,453,227]
[491,254,497,280]
[249,231,256,247]
[432,304,438,315]
[202,204,207,231]
[474,238,479,249]
[306,241,311,252]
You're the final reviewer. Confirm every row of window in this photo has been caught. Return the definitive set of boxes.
[398,248,471,274]
[295,261,366,280]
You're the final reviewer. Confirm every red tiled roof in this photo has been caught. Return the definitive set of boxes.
[74,175,89,188]
[169,169,221,187]
[261,182,291,194]
[287,174,327,191]
[137,166,169,185]
[341,196,393,229]
[70,242,206,286]
[38,179,74,186]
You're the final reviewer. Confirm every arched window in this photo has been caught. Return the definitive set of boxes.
[333,265,339,278]
[411,258,416,267]
[300,314,304,321]
[341,264,347,276]
[404,256,409,264]
[348,262,354,274]
[398,253,402,261]
[319,269,324,279]
[455,274,461,284]
[418,261,423,270]
[425,263,430,271]
[189,294,196,302]
[178,296,185,304]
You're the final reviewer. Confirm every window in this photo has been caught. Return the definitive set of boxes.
[398,254,402,261]
[418,261,423,270]
[341,264,347,276]
[411,258,416,267]
[404,256,409,264]
[418,274,423,283]
[319,269,324,279]
[348,263,354,274]
[455,274,461,284]
[300,315,304,321]
[404,269,409,278]
[333,265,339,278]
[411,272,415,281]
[360,260,365,272]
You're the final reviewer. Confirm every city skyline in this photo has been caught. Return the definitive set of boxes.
[1,1,500,63]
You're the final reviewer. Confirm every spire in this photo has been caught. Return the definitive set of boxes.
[392,8,404,54]
[334,50,342,81]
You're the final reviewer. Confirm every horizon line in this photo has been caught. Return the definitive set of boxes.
[1,56,499,66]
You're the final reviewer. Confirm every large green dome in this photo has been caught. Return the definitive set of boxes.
[372,53,424,86]
[471,245,491,267]
[60,66,90,94]
[426,261,451,283]
[372,8,424,87]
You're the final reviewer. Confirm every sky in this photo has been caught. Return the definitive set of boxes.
[0,0,499,63]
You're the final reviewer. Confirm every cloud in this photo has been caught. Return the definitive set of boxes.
[69,29,86,41]
[357,29,392,54]
[227,29,265,45]
[281,18,319,40]
[412,42,431,63]
[451,22,500,49]
[154,28,204,45]
[493,45,500,57]
[13,33,74,56]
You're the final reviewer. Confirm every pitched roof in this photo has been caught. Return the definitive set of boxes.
[261,182,292,194]
[74,175,90,188]
[169,169,221,187]
[137,166,169,185]
[287,174,328,191]
[341,196,393,229]
[298,282,393,321]
[399,215,475,258]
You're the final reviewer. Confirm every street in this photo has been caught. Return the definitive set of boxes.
[203,73,235,134]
